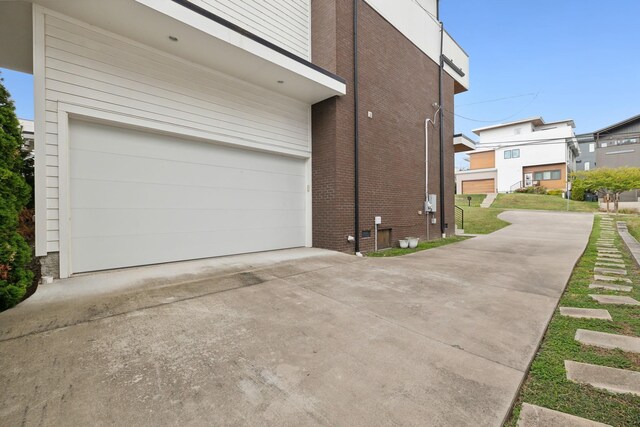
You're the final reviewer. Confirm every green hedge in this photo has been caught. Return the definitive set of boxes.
[0,75,33,310]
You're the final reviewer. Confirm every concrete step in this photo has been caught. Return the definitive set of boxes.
[589,283,632,292]
[517,403,611,427]
[597,253,623,259]
[565,360,640,396]
[593,268,627,275]
[596,258,624,264]
[559,307,612,320]
[590,294,640,306]
[480,192,497,208]
[575,329,640,353]
[593,275,631,283]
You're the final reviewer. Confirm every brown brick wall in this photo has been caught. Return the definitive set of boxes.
[311,0,456,253]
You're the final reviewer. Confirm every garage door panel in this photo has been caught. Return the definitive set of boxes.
[69,119,307,273]
[70,179,305,211]
[71,149,305,193]
[462,179,494,194]
[72,225,305,273]
[71,208,306,238]
[71,123,306,174]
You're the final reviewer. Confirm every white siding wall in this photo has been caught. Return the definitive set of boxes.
[41,11,311,253]
[189,0,311,60]
[495,143,567,192]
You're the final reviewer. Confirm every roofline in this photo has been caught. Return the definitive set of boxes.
[472,117,576,135]
[594,113,640,135]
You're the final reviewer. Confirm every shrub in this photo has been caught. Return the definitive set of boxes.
[515,186,548,195]
[571,184,585,201]
[0,74,33,310]
[547,189,564,197]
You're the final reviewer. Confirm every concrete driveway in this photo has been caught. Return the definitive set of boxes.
[0,210,593,426]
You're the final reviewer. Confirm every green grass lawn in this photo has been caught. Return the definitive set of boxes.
[506,216,640,426]
[366,236,470,257]
[455,193,487,208]
[492,193,599,212]
[459,206,510,234]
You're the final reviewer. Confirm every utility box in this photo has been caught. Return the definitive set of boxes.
[426,194,437,212]
[374,216,382,225]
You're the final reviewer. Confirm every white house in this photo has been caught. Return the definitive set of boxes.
[0,0,469,279]
[456,117,579,193]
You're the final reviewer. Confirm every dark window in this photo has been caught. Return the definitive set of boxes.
[533,169,561,181]
[362,230,371,238]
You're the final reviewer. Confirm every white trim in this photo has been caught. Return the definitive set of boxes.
[56,109,70,278]
[56,102,313,277]
[305,105,312,247]
[33,5,47,256]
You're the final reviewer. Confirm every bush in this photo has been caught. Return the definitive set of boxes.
[571,185,585,201]
[547,189,564,197]
[0,74,33,310]
[618,208,638,214]
[515,186,548,195]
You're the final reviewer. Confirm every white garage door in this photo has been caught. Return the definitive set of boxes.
[69,120,307,274]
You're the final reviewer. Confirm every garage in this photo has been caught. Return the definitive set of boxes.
[462,179,495,194]
[68,119,307,274]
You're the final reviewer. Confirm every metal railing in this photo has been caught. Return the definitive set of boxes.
[509,180,522,192]
[455,205,464,231]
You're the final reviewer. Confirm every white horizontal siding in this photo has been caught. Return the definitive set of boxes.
[191,0,310,60]
[42,12,311,252]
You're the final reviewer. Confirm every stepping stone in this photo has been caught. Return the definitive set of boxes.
[597,248,620,253]
[596,244,615,248]
[589,283,632,292]
[517,403,611,427]
[590,294,640,305]
[593,275,631,283]
[575,329,640,353]
[596,262,626,268]
[598,253,622,259]
[594,267,627,275]
[565,360,640,396]
[559,307,612,320]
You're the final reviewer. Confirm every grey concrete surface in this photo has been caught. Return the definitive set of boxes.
[517,403,611,427]
[559,307,613,320]
[596,258,624,265]
[0,210,593,426]
[575,329,640,353]
[596,262,627,269]
[593,267,627,275]
[617,221,640,266]
[590,295,640,306]
[589,283,632,292]
[593,275,632,283]
[565,361,640,396]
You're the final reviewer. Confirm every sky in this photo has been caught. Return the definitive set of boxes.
[441,0,640,168]
[2,1,639,168]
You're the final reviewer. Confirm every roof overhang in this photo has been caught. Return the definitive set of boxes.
[453,133,476,153]
[1,0,346,104]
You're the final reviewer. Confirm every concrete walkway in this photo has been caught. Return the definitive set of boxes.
[0,211,593,426]
[481,192,498,208]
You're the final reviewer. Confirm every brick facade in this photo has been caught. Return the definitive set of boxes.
[311,0,455,253]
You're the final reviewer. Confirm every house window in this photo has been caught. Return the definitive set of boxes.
[533,169,562,181]
[504,149,520,159]
[589,143,595,153]
[584,161,590,171]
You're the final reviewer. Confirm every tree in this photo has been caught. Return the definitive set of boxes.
[571,167,640,212]
[0,72,33,310]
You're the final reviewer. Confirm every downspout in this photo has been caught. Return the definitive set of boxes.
[437,4,446,238]
[353,0,361,254]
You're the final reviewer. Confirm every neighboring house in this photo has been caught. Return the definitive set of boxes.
[456,117,578,194]
[575,114,640,201]
[0,0,469,279]
[19,118,35,152]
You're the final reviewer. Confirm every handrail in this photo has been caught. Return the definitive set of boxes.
[455,205,464,231]
[509,181,522,192]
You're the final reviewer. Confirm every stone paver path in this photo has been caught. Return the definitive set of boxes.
[593,275,631,283]
[589,283,632,292]
[593,267,627,275]
[575,329,640,353]
[596,262,626,268]
[517,403,611,427]
[565,361,640,396]
[559,307,612,320]
[590,294,640,306]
